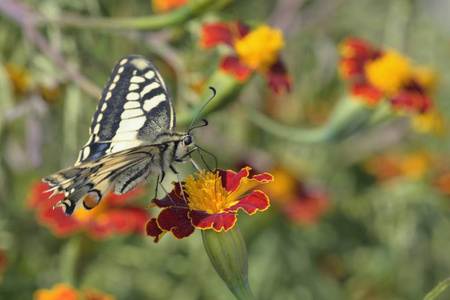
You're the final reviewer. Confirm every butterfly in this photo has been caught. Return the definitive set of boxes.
[43,55,212,215]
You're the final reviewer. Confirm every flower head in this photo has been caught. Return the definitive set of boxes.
[262,167,331,225]
[200,21,291,95]
[33,283,115,300]
[28,182,148,240]
[339,37,437,115]
[146,167,273,242]
[364,151,432,181]
[151,0,187,13]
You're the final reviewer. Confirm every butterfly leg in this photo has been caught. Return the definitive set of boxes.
[170,165,189,205]
[158,179,181,216]
[153,174,161,200]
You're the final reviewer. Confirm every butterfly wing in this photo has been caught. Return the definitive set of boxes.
[43,145,162,215]
[75,55,176,165]
[44,55,177,215]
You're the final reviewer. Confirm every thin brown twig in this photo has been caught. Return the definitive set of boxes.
[0,0,101,98]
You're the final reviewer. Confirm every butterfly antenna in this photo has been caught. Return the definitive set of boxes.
[195,145,218,171]
[187,87,216,134]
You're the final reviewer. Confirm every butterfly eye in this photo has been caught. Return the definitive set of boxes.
[184,136,193,146]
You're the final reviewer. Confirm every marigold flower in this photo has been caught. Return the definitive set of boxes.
[364,151,432,181]
[28,182,148,240]
[234,25,284,72]
[263,167,331,225]
[4,62,32,95]
[34,284,79,300]
[410,109,446,135]
[146,167,273,242]
[365,51,411,95]
[151,0,188,13]
[200,21,291,95]
[339,37,437,116]
[33,283,115,300]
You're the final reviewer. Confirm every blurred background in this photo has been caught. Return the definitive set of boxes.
[1,0,450,299]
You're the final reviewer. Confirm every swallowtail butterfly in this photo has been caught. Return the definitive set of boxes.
[43,55,208,215]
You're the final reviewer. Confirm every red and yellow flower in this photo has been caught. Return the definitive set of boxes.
[146,167,273,242]
[262,167,331,225]
[151,0,188,13]
[28,182,148,240]
[364,151,432,181]
[200,21,291,95]
[339,37,436,114]
[33,283,115,300]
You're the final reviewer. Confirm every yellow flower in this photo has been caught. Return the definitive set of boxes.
[5,63,32,95]
[412,66,437,90]
[34,284,79,300]
[235,25,285,72]
[151,0,188,13]
[365,51,412,95]
[400,153,431,180]
[411,110,446,135]
[34,283,115,300]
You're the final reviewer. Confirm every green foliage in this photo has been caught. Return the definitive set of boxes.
[1,0,450,299]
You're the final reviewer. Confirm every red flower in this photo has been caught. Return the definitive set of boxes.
[262,167,331,225]
[201,21,291,95]
[28,182,148,240]
[146,167,273,242]
[282,189,330,225]
[151,0,187,13]
[33,283,115,300]
[339,37,436,113]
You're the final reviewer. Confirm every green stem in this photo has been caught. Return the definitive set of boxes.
[177,70,243,127]
[60,235,82,286]
[202,227,255,300]
[424,278,450,300]
[248,95,389,144]
[39,0,217,30]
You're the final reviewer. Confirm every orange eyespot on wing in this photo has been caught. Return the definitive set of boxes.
[83,191,102,210]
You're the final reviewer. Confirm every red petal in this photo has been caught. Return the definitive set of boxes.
[220,56,252,82]
[37,197,83,237]
[152,182,188,208]
[225,190,270,214]
[390,91,431,113]
[200,22,234,48]
[105,186,146,206]
[28,182,63,208]
[88,207,148,240]
[189,210,237,231]
[146,218,165,243]
[217,167,250,193]
[235,21,250,38]
[266,59,291,95]
[283,193,330,225]
[156,208,195,239]
[351,83,383,106]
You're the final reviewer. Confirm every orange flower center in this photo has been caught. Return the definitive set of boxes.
[365,51,412,95]
[234,25,285,72]
[184,172,237,214]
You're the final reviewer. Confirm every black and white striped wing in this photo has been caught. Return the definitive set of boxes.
[44,145,162,215]
[43,55,176,215]
[75,55,175,165]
